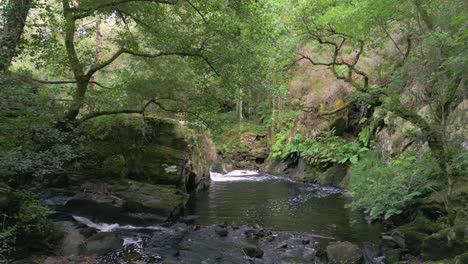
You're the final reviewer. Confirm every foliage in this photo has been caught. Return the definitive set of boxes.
[271,128,289,160]
[0,190,53,260]
[347,150,440,220]
[280,129,368,169]
[0,75,77,185]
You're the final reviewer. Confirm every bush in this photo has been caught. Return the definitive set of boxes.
[347,150,439,220]
[0,190,54,260]
[281,129,368,169]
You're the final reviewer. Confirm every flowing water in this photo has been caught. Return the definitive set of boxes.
[185,170,382,244]
[44,170,384,263]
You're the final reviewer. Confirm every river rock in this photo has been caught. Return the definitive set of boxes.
[80,232,123,255]
[326,241,362,264]
[79,227,97,238]
[54,221,85,256]
[214,227,229,237]
[242,246,264,258]
[363,242,385,264]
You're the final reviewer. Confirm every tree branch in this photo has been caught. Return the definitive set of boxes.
[86,48,220,78]
[32,79,114,89]
[186,0,208,24]
[73,0,178,19]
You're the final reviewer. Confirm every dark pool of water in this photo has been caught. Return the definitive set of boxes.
[185,172,382,244]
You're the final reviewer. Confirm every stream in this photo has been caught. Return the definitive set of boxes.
[185,170,382,244]
[44,170,383,263]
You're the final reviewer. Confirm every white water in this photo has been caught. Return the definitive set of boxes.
[72,215,164,232]
[210,170,286,182]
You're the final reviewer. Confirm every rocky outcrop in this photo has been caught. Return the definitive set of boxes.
[216,132,269,172]
[62,180,187,224]
[266,158,348,187]
[47,116,216,223]
[73,117,215,192]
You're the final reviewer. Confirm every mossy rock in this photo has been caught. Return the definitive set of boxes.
[117,181,187,217]
[455,253,468,264]
[302,162,348,186]
[74,116,213,193]
[421,224,468,261]
[79,232,123,255]
[395,214,445,255]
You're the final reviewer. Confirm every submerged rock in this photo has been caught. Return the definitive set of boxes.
[326,241,362,264]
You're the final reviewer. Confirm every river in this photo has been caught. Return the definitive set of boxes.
[185,170,382,244]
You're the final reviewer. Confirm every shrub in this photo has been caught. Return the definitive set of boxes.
[347,150,439,220]
[0,190,54,260]
[281,129,368,169]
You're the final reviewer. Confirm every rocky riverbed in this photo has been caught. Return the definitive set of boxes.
[30,218,385,264]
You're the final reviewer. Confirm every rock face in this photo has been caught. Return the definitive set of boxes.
[75,117,216,192]
[216,132,269,172]
[56,117,216,224]
[326,241,362,264]
[266,158,348,187]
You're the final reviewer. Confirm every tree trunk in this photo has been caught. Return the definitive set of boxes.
[62,0,88,122]
[0,0,33,73]
[64,81,88,121]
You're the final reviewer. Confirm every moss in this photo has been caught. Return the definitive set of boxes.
[116,180,187,216]
[421,224,468,261]
[455,253,468,264]
[396,214,446,256]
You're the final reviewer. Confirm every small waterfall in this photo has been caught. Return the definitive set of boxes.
[210,170,288,182]
[72,215,164,232]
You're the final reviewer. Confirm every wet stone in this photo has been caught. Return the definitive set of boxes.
[215,228,229,237]
[243,246,264,258]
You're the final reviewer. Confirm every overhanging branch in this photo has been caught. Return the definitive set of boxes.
[86,48,220,78]
[73,0,178,19]
[32,79,114,89]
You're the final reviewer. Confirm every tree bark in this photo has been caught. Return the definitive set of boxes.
[0,0,33,73]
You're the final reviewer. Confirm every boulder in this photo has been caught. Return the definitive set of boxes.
[54,221,85,256]
[80,232,123,255]
[242,246,264,258]
[118,181,187,218]
[362,242,385,264]
[214,228,228,237]
[64,180,188,224]
[326,241,362,264]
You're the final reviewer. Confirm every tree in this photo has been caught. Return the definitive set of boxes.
[30,0,222,124]
[0,0,34,73]
[291,0,466,195]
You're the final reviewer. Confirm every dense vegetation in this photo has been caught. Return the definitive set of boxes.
[0,0,466,262]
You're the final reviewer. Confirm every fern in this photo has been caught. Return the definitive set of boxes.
[347,150,439,220]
